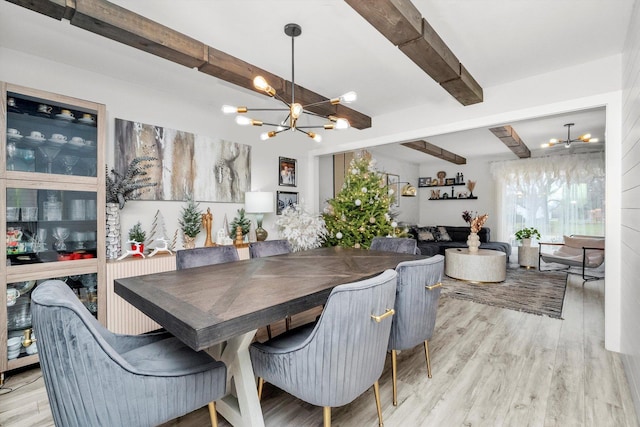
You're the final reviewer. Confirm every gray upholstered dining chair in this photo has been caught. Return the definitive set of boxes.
[388,255,444,406]
[249,239,293,338]
[248,239,292,258]
[370,236,421,255]
[176,245,239,270]
[31,280,227,427]
[250,269,398,427]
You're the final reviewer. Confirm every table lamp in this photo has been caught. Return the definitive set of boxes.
[245,191,275,241]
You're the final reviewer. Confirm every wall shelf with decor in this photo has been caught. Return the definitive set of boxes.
[428,196,478,201]
[421,183,467,188]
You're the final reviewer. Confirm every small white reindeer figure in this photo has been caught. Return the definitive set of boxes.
[117,240,145,260]
[148,237,173,257]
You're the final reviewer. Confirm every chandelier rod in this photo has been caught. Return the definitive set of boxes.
[291,25,295,107]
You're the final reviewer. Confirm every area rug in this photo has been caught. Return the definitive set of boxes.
[440,267,568,319]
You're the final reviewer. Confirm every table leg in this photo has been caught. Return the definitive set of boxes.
[208,329,264,427]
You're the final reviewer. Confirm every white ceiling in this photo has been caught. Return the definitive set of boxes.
[0,0,630,162]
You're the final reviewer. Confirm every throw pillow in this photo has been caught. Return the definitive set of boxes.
[436,226,452,242]
[418,230,435,241]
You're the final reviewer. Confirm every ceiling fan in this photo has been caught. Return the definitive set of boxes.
[541,123,599,148]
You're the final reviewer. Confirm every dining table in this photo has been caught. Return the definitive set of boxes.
[114,246,424,427]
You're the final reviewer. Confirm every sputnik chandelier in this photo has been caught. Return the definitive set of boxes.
[541,123,599,148]
[222,23,356,142]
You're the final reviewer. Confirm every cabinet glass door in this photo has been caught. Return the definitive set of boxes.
[6,92,97,176]
[6,188,97,265]
[6,273,98,362]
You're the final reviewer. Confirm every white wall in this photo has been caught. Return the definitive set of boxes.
[0,47,316,246]
[417,154,511,234]
[620,0,640,414]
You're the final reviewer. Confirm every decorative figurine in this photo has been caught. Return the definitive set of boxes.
[202,207,214,247]
[117,240,145,260]
[148,237,173,257]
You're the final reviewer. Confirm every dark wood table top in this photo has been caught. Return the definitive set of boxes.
[114,246,423,351]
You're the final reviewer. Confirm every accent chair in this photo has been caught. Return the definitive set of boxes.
[388,255,444,405]
[248,239,292,258]
[370,236,421,255]
[249,269,398,427]
[176,245,239,270]
[31,280,227,427]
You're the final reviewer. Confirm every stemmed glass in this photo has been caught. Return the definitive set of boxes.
[6,142,17,171]
[38,146,61,174]
[21,149,35,170]
[35,228,48,252]
[52,227,70,251]
[61,155,79,175]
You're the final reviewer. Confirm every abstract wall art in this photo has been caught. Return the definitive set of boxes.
[115,118,251,203]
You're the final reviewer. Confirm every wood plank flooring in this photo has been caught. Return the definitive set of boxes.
[1,274,637,426]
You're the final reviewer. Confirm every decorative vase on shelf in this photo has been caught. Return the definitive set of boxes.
[467,232,480,253]
[183,235,196,249]
[105,202,121,259]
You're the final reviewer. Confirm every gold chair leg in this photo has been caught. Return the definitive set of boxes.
[207,401,218,427]
[257,377,264,400]
[391,349,398,406]
[373,381,384,427]
[266,324,272,340]
[424,340,432,379]
[323,406,331,427]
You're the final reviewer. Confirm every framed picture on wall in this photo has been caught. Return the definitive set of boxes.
[419,177,431,187]
[279,157,297,187]
[387,173,400,207]
[277,191,299,215]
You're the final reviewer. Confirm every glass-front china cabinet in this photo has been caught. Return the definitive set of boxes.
[1,83,105,381]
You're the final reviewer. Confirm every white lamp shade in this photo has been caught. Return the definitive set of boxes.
[245,191,274,213]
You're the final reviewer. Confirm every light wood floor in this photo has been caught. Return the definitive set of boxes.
[1,273,637,426]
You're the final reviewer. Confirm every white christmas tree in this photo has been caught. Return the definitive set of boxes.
[145,210,168,247]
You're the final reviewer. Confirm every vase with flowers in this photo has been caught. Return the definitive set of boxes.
[462,210,488,253]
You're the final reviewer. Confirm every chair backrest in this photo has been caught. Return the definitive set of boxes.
[31,280,134,425]
[176,245,239,270]
[287,269,397,407]
[32,280,226,427]
[370,236,420,255]
[388,255,444,351]
[248,239,292,258]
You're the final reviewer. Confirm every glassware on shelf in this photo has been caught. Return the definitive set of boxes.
[71,231,86,250]
[61,155,79,175]
[35,228,48,252]
[43,192,62,221]
[38,145,61,174]
[52,227,70,251]
[6,142,17,171]
[21,149,36,168]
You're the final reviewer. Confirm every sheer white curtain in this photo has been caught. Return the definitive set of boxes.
[490,152,605,246]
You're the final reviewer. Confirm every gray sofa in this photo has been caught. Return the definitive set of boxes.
[407,225,511,257]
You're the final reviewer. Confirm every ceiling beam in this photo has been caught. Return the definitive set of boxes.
[7,0,372,130]
[345,0,483,106]
[401,140,466,164]
[489,125,531,158]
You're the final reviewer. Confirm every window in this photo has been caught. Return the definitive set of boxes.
[490,153,605,245]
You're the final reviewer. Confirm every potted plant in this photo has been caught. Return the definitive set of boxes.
[128,221,146,256]
[179,196,202,249]
[515,227,541,246]
[229,208,251,242]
